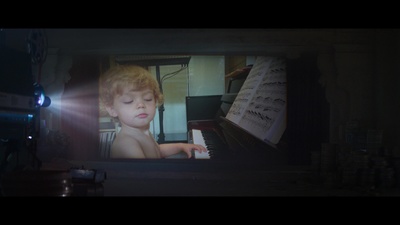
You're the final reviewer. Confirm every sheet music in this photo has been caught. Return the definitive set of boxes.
[226,56,287,144]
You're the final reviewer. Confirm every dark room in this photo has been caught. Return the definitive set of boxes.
[1,28,399,196]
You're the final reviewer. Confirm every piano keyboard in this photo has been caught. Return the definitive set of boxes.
[192,129,211,159]
[191,128,231,159]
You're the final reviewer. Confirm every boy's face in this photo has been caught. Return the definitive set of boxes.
[107,86,157,130]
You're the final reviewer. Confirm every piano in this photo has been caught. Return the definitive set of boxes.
[186,70,288,168]
[188,115,287,168]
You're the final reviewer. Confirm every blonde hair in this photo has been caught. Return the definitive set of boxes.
[99,64,164,108]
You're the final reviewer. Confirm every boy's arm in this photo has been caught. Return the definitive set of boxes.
[159,143,207,158]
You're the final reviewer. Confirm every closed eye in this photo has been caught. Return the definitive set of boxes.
[123,100,133,104]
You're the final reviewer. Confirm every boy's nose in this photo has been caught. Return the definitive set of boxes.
[137,102,145,108]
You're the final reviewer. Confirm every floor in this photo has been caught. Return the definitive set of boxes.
[36,158,400,196]
[3,156,400,197]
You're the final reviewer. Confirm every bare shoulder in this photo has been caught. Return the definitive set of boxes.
[111,133,145,158]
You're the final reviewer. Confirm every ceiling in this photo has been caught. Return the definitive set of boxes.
[3,28,336,56]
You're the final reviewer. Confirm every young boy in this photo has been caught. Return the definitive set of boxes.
[99,64,207,159]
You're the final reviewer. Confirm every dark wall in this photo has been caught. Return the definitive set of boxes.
[286,53,330,165]
[61,56,101,160]
[0,47,34,96]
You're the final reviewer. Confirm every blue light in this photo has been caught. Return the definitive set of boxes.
[33,83,51,107]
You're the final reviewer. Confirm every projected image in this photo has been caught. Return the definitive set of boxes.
[36,54,226,161]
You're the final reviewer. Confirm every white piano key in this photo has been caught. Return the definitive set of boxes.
[191,129,210,159]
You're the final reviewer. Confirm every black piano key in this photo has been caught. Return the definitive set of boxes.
[199,129,231,159]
